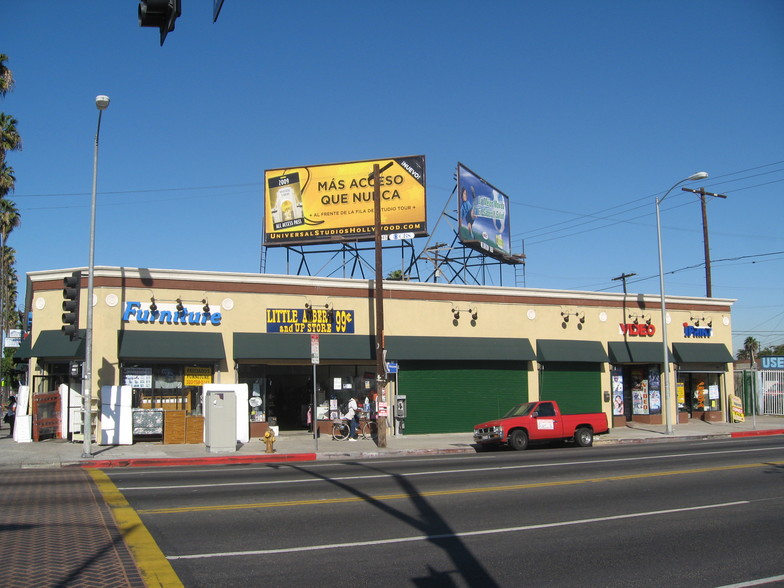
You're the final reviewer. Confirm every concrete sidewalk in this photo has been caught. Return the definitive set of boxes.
[1,415,782,470]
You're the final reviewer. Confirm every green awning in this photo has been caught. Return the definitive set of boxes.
[537,340,608,363]
[672,343,734,364]
[13,335,33,361]
[608,341,672,364]
[118,331,225,360]
[233,333,376,360]
[385,337,536,361]
[30,329,86,359]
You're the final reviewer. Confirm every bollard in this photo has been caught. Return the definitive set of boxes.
[263,430,276,453]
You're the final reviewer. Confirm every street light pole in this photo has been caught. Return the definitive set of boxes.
[82,95,110,459]
[656,171,708,435]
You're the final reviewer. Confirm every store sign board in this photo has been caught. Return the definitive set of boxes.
[266,308,355,334]
[122,301,222,326]
[263,156,427,246]
[124,367,153,389]
[682,323,712,338]
[760,356,784,369]
[619,323,656,336]
[184,367,213,386]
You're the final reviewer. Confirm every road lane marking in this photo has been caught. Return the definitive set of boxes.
[167,500,749,560]
[117,447,784,492]
[715,574,784,587]
[88,470,184,587]
[137,460,784,515]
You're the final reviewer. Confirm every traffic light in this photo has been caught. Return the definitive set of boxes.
[138,0,181,46]
[62,271,81,340]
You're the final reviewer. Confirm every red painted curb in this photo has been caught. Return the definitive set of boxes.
[78,452,318,468]
[730,429,784,438]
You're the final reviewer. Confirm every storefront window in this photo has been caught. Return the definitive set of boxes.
[678,372,722,413]
[121,363,210,415]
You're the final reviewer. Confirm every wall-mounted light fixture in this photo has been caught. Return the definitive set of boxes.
[304,302,313,321]
[176,298,184,313]
[149,296,158,312]
[451,305,478,325]
[202,298,210,313]
[561,310,585,324]
[628,313,651,325]
[690,315,712,327]
[324,302,334,322]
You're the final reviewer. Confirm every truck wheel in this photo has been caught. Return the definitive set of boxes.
[574,427,593,447]
[509,430,528,451]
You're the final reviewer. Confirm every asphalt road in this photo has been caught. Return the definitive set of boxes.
[107,437,784,587]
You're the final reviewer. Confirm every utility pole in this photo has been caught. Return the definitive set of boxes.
[681,187,728,297]
[371,162,393,448]
[611,272,637,294]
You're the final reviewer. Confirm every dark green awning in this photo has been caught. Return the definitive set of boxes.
[608,341,672,364]
[537,340,608,363]
[13,335,33,361]
[30,329,86,359]
[118,331,225,360]
[233,333,376,360]
[672,343,734,364]
[385,337,536,361]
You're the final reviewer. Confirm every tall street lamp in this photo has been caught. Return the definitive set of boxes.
[656,170,708,435]
[82,94,110,458]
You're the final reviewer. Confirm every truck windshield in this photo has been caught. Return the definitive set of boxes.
[502,403,535,418]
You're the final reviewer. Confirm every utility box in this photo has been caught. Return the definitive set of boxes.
[205,390,237,453]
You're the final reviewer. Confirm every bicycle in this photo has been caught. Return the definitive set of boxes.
[331,417,374,441]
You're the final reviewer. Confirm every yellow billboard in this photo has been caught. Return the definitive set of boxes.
[264,156,427,246]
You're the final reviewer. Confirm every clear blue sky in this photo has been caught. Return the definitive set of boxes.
[4,1,783,355]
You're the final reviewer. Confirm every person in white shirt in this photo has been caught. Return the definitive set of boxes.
[346,396,359,441]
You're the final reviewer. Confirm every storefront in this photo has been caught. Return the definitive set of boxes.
[15,266,737,444]
[673,342,735,422]
[536,340,607,415]
[386,336,535,434]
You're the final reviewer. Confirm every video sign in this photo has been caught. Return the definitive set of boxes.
[456,163,514,262]
[264,156,427,246]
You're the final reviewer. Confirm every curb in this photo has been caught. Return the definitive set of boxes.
[730,429,784,438]
[76,452,317,469]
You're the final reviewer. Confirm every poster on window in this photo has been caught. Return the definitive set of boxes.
[612,368,624,416]
[631,369,649,414]
[648,367,661,414]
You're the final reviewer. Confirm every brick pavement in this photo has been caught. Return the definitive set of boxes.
[1,468,147,588]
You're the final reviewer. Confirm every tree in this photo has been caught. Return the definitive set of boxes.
[386,269,407,281]
[0,54,14,97]
[0,113,21,161]
[0,162,14,195]
[744,337,759,363]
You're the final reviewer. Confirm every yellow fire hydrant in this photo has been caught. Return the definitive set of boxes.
[263,430,276,453]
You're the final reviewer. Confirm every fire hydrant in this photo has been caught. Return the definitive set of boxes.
[263,430,276,453]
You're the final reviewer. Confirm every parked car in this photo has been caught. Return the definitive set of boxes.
[473,400,609,451]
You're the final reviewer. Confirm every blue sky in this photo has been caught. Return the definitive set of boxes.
[4,1,783,355]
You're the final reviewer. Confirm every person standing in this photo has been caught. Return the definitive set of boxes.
[5,395,16,437]
[346,396,359,441]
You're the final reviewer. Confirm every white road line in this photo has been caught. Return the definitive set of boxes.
[714,574,784,587]
[168,500,749,560]
[117,446,783,491]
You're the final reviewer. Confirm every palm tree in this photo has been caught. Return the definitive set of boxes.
[743,337,759,365]
[0,199,20,339]
[0,54,14,97]
[0,162,14,195]
[0,113,22,161]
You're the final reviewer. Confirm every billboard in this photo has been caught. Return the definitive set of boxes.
[456,162,514,262]
[264,156,427,246]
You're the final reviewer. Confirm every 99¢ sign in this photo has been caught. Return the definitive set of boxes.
[266,308,355,334]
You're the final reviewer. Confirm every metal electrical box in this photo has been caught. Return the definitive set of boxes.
[205,390,237,453]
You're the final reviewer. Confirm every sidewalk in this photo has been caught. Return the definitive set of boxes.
[1,415,782,470]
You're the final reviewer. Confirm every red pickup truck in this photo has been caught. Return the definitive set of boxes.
[473,400,609,450]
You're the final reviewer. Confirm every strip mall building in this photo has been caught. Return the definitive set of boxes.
[15,266,735,444]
